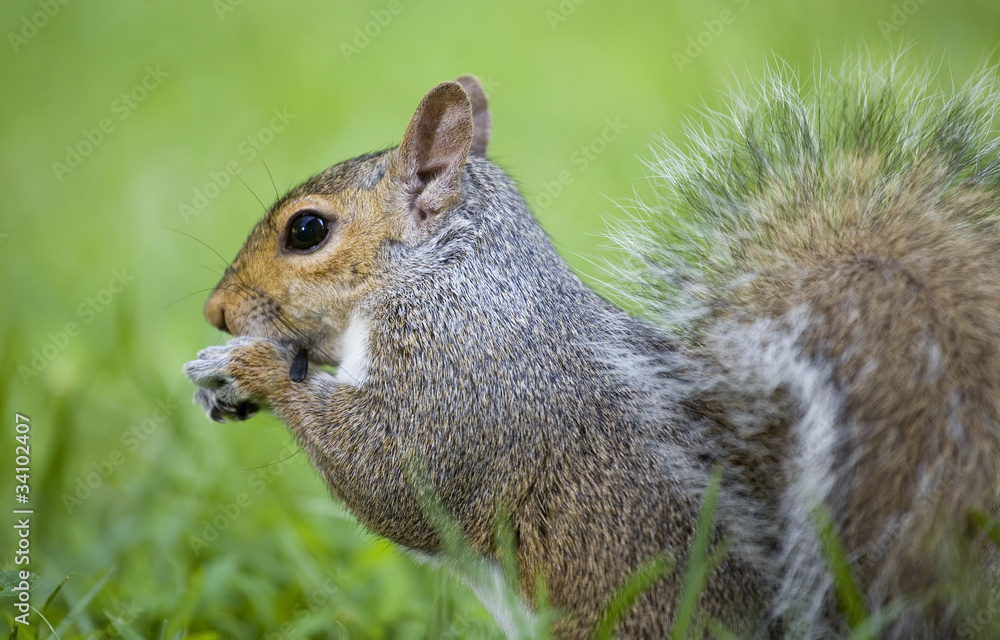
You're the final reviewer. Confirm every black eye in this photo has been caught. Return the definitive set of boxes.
[285,211,331,252]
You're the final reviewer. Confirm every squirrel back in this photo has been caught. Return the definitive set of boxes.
[185,64,1000,638]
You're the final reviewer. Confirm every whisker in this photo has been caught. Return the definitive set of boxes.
[262,159,280,201]
[161,287,218,310]
[240,447,304,473]
[162,226,231,271]
[235,171,268,212]
[218,279,339,365]
[269,309,338,365]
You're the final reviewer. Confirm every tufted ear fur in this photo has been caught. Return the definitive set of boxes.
[453,75,491,156]
[392,81,474,234]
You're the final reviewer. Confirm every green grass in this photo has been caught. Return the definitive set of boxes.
[3,1,1000,637]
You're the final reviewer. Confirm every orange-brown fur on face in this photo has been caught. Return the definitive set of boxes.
[205,150,412,365]
[204,81,475,365]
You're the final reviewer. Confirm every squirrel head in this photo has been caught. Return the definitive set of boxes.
[202,75,492,365]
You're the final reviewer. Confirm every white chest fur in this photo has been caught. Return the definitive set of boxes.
[334,313,371,387]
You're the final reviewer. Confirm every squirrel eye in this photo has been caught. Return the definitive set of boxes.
[285,211,331,252]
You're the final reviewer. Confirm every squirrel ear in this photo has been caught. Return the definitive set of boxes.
[393,81,474,227]
[453,75,491,156]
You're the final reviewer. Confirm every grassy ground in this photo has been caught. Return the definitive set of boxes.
[2,1,999,637]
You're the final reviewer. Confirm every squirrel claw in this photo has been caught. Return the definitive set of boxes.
[208,404,228,423]
[234,401,259,421]
[193,387,258,423]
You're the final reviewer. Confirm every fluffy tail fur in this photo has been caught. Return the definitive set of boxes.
[619,58,1000,638]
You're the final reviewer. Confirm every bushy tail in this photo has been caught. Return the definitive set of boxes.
[618,57,1000,638]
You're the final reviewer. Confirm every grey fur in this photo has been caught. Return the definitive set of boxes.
[185,63,1000,638]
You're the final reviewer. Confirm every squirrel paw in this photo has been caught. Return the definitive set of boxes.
[192,388,259,423]
[183,337,295,422]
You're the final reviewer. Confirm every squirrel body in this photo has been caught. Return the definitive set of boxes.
[185,66,1000,638]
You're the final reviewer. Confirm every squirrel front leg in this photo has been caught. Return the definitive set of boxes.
[184,336,443,551]
[184,337,312,420]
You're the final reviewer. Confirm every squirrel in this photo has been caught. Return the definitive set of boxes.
[184,64,1000,638]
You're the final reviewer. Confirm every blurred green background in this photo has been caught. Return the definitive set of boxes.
[1,0,999,637]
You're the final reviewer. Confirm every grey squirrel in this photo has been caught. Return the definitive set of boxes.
[184,64,1000,638]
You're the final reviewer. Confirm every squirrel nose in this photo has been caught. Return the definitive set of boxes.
[204,293,231,334]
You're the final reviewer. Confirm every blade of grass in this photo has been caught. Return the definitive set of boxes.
[844,600,910,640]
[970,509,1000,550]
[706,618,739,640]
[29,606,60,640]
[404,455,550,639]
[103,609,146,640]
[53,571,110,636]
[810,502,869,629]
[591,553,675,640]
[670,466,724,640]
[41,574,74,615]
